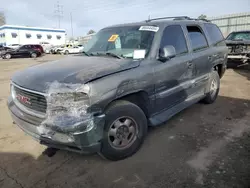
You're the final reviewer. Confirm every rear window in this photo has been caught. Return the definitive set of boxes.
[204,23,224,45]
[187,26,208,51]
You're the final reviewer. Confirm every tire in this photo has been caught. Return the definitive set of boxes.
[5,53,11,59]
[202,70,220,104]
[31,53,37,58]
[99,100,147,161]
[65,50,69,55]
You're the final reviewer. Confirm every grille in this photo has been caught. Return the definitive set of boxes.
[14,86,47,113]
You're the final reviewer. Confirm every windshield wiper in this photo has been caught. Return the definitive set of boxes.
[105,52,123,59]
[95,52,123,59]
[82,51,94,56]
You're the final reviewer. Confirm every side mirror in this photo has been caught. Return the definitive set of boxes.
[158,45,176,62]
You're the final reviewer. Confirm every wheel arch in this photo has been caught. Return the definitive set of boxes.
[104,90,151,118]
[213,63,224,78]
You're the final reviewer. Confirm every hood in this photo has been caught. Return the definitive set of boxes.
[12,55,140,93]
[226,40,250,45]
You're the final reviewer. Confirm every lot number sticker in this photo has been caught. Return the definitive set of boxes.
[133,49,146,59]
[139,26,159,32]
[108,34,119,42]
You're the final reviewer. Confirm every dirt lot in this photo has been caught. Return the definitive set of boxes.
[0,55,249,188]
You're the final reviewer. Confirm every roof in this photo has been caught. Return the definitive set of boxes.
[103,17,212,29]
[0,25,65,33]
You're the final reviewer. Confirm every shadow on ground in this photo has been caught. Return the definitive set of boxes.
[0,95,250,188]
[227,60,250,81]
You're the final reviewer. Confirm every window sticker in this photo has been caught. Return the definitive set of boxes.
[133,49,146,59]
[108,34,119,42]
[139,26,159,32]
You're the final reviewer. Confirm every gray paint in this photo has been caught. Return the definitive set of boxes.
[9,18,228,152]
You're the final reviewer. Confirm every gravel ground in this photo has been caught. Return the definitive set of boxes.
[0,56,249,188]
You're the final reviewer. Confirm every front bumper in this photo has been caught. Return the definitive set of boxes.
[227,54,250,63]
[8,97,105,154]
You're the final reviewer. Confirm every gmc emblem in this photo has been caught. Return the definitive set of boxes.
[16,94,31,105]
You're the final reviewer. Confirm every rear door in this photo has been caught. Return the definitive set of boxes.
[73,46,80,53]
[203,23,227,69]
[183,25,212,94]
[154,25,196,112]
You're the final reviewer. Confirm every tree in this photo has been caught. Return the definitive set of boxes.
[87,30,95,35]
[198,14,207,19]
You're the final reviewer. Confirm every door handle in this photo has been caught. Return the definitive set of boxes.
[208,54,218,60]
[186,61,193,68]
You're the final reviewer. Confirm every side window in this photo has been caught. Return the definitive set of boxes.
[204,23,225,46]
[160,25,188,55]
[187,26,208,51]
[20,45,27,50]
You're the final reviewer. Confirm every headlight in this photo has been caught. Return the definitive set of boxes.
[73,92,88,101]
[48,84,90,102]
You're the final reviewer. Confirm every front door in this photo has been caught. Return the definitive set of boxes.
[14,45,30,58]
[154,25,196,113]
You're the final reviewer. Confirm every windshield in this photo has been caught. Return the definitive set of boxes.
[226,32,250,40]
[84,25,156,58]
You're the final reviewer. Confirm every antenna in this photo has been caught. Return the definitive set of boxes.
[54,1,63,28]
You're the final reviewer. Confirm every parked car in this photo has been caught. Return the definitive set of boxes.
[8,16,227,160]
[61,45,84,54]
[6,44,21,49]
[1,45,42,59]
[226,30,250,65]
[40,42,53,53]
[50,44,73,54]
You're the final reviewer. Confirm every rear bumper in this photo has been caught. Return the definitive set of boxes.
[8,97,105,154]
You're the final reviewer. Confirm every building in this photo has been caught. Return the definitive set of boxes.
[0,12,6,26]
[0,25,66,46]
[77,33,95,45]
[210,12,250,37]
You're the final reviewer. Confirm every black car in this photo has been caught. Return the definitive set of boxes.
[226,31,250,65]
[1,45,42,59]
[8,16,227,160]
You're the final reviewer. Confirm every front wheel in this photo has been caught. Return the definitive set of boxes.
[31,53,37,58]
[5,53,11,59]
[64,50,69,55]
[99,100,147,161]
[202,70,220,104]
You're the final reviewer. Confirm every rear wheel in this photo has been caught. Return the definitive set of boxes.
[65,50,69,55]
[5,53,11,59]
[99,100,147,161]
[202,70,220,104]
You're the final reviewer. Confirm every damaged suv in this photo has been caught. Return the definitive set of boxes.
[226,30,250,65]
[8,16,228,160]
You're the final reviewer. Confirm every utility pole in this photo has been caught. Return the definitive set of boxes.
[54,1,63,28]
[70,12,73,38]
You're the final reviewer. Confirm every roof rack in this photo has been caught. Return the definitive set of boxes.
[145,16,210,22]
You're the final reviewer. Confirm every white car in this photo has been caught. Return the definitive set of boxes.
[61,45,84,55]
[7,44,21,49]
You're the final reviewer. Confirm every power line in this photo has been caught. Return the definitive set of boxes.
[73,0,156,13]
[54,1,63,28]
[70,12,73,37]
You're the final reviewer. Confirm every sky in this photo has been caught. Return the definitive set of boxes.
[1,0,250,37]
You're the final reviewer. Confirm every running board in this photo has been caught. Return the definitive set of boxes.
[149,93,204,126]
